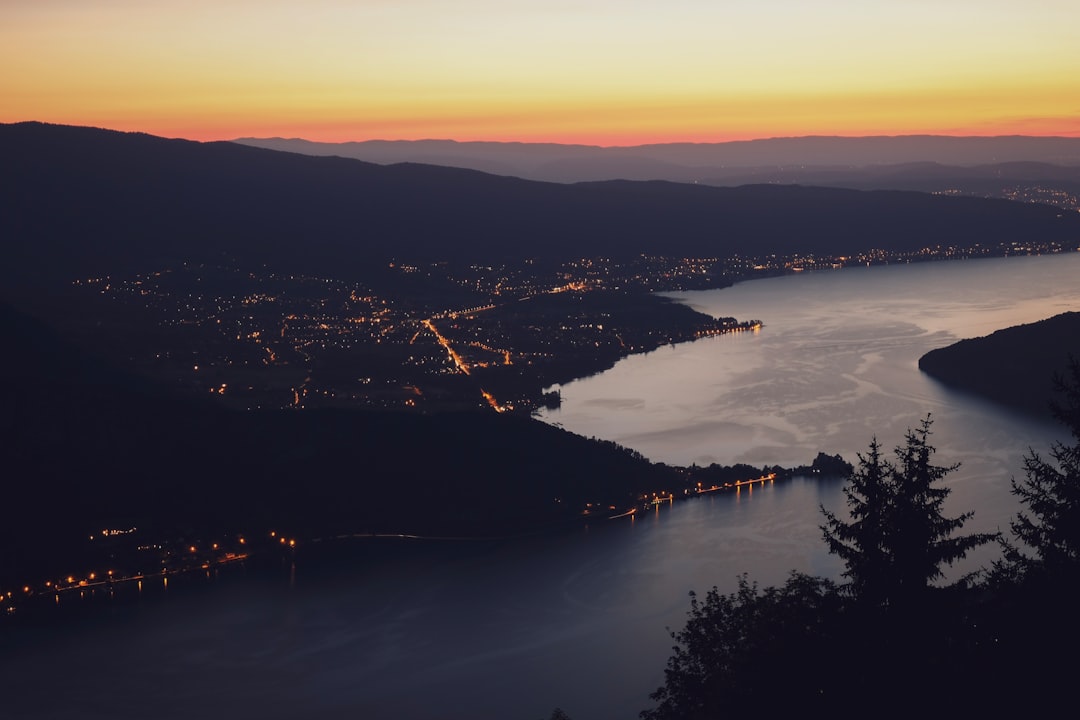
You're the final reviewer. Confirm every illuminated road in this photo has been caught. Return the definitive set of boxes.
[422,319,513,411]
[480,389,507,413]
[422,319,471,375]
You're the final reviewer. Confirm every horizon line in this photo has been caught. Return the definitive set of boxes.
[230,132,1080,149]
[11,120,1080,150]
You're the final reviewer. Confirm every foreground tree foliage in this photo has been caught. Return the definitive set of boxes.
[819,438,894,608]
[641,573,844,719]
[1002,357,1080,580]
[642,416,1031,719]
[821,415,996,612]
[982,357,1080,695]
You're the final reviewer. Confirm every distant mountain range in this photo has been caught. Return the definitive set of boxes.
[234,135,1080,189]
[5,122,1079,291]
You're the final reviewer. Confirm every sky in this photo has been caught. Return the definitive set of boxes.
[2,0,1079,145]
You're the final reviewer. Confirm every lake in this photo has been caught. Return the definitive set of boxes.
[4,253,1079,720]
[540,253,1080,543]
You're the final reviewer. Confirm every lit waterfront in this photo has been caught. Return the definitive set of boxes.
[5,253,1080,720]
[0,478,844,720]
[539,252,1080,566]
[539,253,1080,468]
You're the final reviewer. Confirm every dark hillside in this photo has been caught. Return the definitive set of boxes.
[4,122,1079,290]
[919,311,1080,418]
[0,302,668,585]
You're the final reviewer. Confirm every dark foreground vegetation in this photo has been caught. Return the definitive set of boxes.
[640,361,1080,718]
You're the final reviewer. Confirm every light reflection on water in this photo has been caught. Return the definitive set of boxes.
[6,254,1080,720]
[2,481,843,720]
[539,254,1080,531]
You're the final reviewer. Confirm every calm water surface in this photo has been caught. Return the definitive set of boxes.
[1,484,840,720]
[540,253,1080,539]
[5,254,1080,720]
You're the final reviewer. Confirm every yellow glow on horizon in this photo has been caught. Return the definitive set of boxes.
[2,1,1078,144]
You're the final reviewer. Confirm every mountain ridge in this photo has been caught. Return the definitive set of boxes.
[5,122,1079,293]
[233,134,1080,185]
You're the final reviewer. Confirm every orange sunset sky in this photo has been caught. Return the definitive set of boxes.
[2,0,1078,145]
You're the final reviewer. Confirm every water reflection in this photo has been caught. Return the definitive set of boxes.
[539,254,1080,536]
[2,480,843,720]
[6,254,1080,720]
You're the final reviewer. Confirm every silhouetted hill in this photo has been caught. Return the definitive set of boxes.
[5,122,1079,293]
[919,312,1080,418]
[0,301,669,585]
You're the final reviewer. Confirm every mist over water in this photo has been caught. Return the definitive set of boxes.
[6,254,1080,720]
